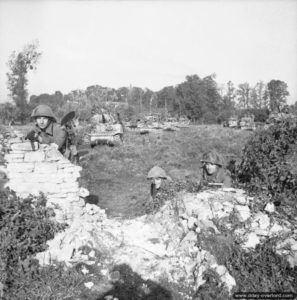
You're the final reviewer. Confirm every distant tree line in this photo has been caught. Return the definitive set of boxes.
[0,42,294,125]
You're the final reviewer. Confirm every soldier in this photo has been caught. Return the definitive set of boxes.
[60,111,79,164]
[147,166,169,200]
[26,104,67,153]
[201,150,232,188]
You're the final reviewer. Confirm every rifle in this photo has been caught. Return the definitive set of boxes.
[25,130,39,151]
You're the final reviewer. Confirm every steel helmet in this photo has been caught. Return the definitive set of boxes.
[31,105,56,121]
[147,166,168,179]
[200,150,225,167]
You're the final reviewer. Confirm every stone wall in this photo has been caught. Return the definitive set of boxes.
[4,137,84,223]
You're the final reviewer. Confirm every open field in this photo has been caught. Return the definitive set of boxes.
[79,125,252,218]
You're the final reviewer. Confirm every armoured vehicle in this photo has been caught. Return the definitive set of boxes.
[88,111,123,147]
[228,116,239,129]
[239,115,256,131]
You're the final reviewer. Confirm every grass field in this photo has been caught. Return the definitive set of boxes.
[79,125,252,218]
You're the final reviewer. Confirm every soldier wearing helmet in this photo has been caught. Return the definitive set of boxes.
[147,165,169,199]
[201,150,232,188]
[27,105,67,153]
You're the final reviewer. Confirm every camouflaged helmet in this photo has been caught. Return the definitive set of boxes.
[147,166,167,179]
[200,150,225,167]
[31,105,56,121]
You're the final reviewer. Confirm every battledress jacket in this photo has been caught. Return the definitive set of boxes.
[34,122,67,151]
[203,167,232,188]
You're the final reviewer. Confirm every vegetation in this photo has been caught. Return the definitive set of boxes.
[0,189,67,299]
[80,125,250,218]
[237,116,297,215]
[6,41,42,124]
[1,122,297,298]
[196,230,297,298]
[1,40,293,125]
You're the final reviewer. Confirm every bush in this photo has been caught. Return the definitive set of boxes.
[0,188,67,298]
[237,117,297,210]
[198,231,297,296]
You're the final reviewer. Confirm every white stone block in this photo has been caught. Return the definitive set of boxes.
[43,183,61,194]
[57,158,72,167]
[59,182,79,192]
[222,201,234,213]
[8,150,25,154]
[79,187,90,198]
[61,165,82,174]
[24,151,45,162]
[264,203,275,213]
[34,162,57,174]
[67,193,80,201]
[7,162,35,173]
[269,223,283,235]
[5,157,23,163]
[9,137,25,144]
[236,196,248,205]
[5,153,25,162]
[10,142,37,151]
[6,181,35,193]
[254,228,269,236]
[187,217,197,230]
[251,212,270,230]
[243,232,260,249]
[23,173,58,183]
[45,148,64,161]
[234,205,251,222]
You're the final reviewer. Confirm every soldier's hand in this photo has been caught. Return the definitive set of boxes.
[25,130,37,141]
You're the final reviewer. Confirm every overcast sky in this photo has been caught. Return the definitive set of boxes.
[0,0,296,104]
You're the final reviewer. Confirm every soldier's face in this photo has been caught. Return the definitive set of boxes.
[36,117,50,129]
[205,163,217,175]
[154,178,163,189]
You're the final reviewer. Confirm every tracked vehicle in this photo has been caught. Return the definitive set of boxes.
[89,111,123,147]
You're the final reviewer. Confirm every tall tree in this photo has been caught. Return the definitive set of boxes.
[237,83,251,110]
[225,81,236,105]
[265,79,289,112]
[6,41,42,122]
[176,74,221,122]
[156,86,176,117]
[250,81,267,109]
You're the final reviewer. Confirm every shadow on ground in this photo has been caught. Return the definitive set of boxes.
[96,264,173,300]
[85,194,99,205]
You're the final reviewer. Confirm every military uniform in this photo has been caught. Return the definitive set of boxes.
[202,167,232,188]
[29,105,67,153]
[34,122,67,151]
[201,150,232,188]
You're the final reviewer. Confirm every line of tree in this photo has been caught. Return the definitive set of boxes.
[0,41,294,125]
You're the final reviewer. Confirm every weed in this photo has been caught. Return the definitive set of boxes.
[0,189,67,299]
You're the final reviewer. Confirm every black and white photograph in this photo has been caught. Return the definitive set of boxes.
[0,0,296,299]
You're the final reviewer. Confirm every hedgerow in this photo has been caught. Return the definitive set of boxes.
[0,188,67,299]
[237,117,297,210]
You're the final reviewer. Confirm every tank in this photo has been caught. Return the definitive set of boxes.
[228,116,239,128]
[88,112,123,147]
[239,115,256,131]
